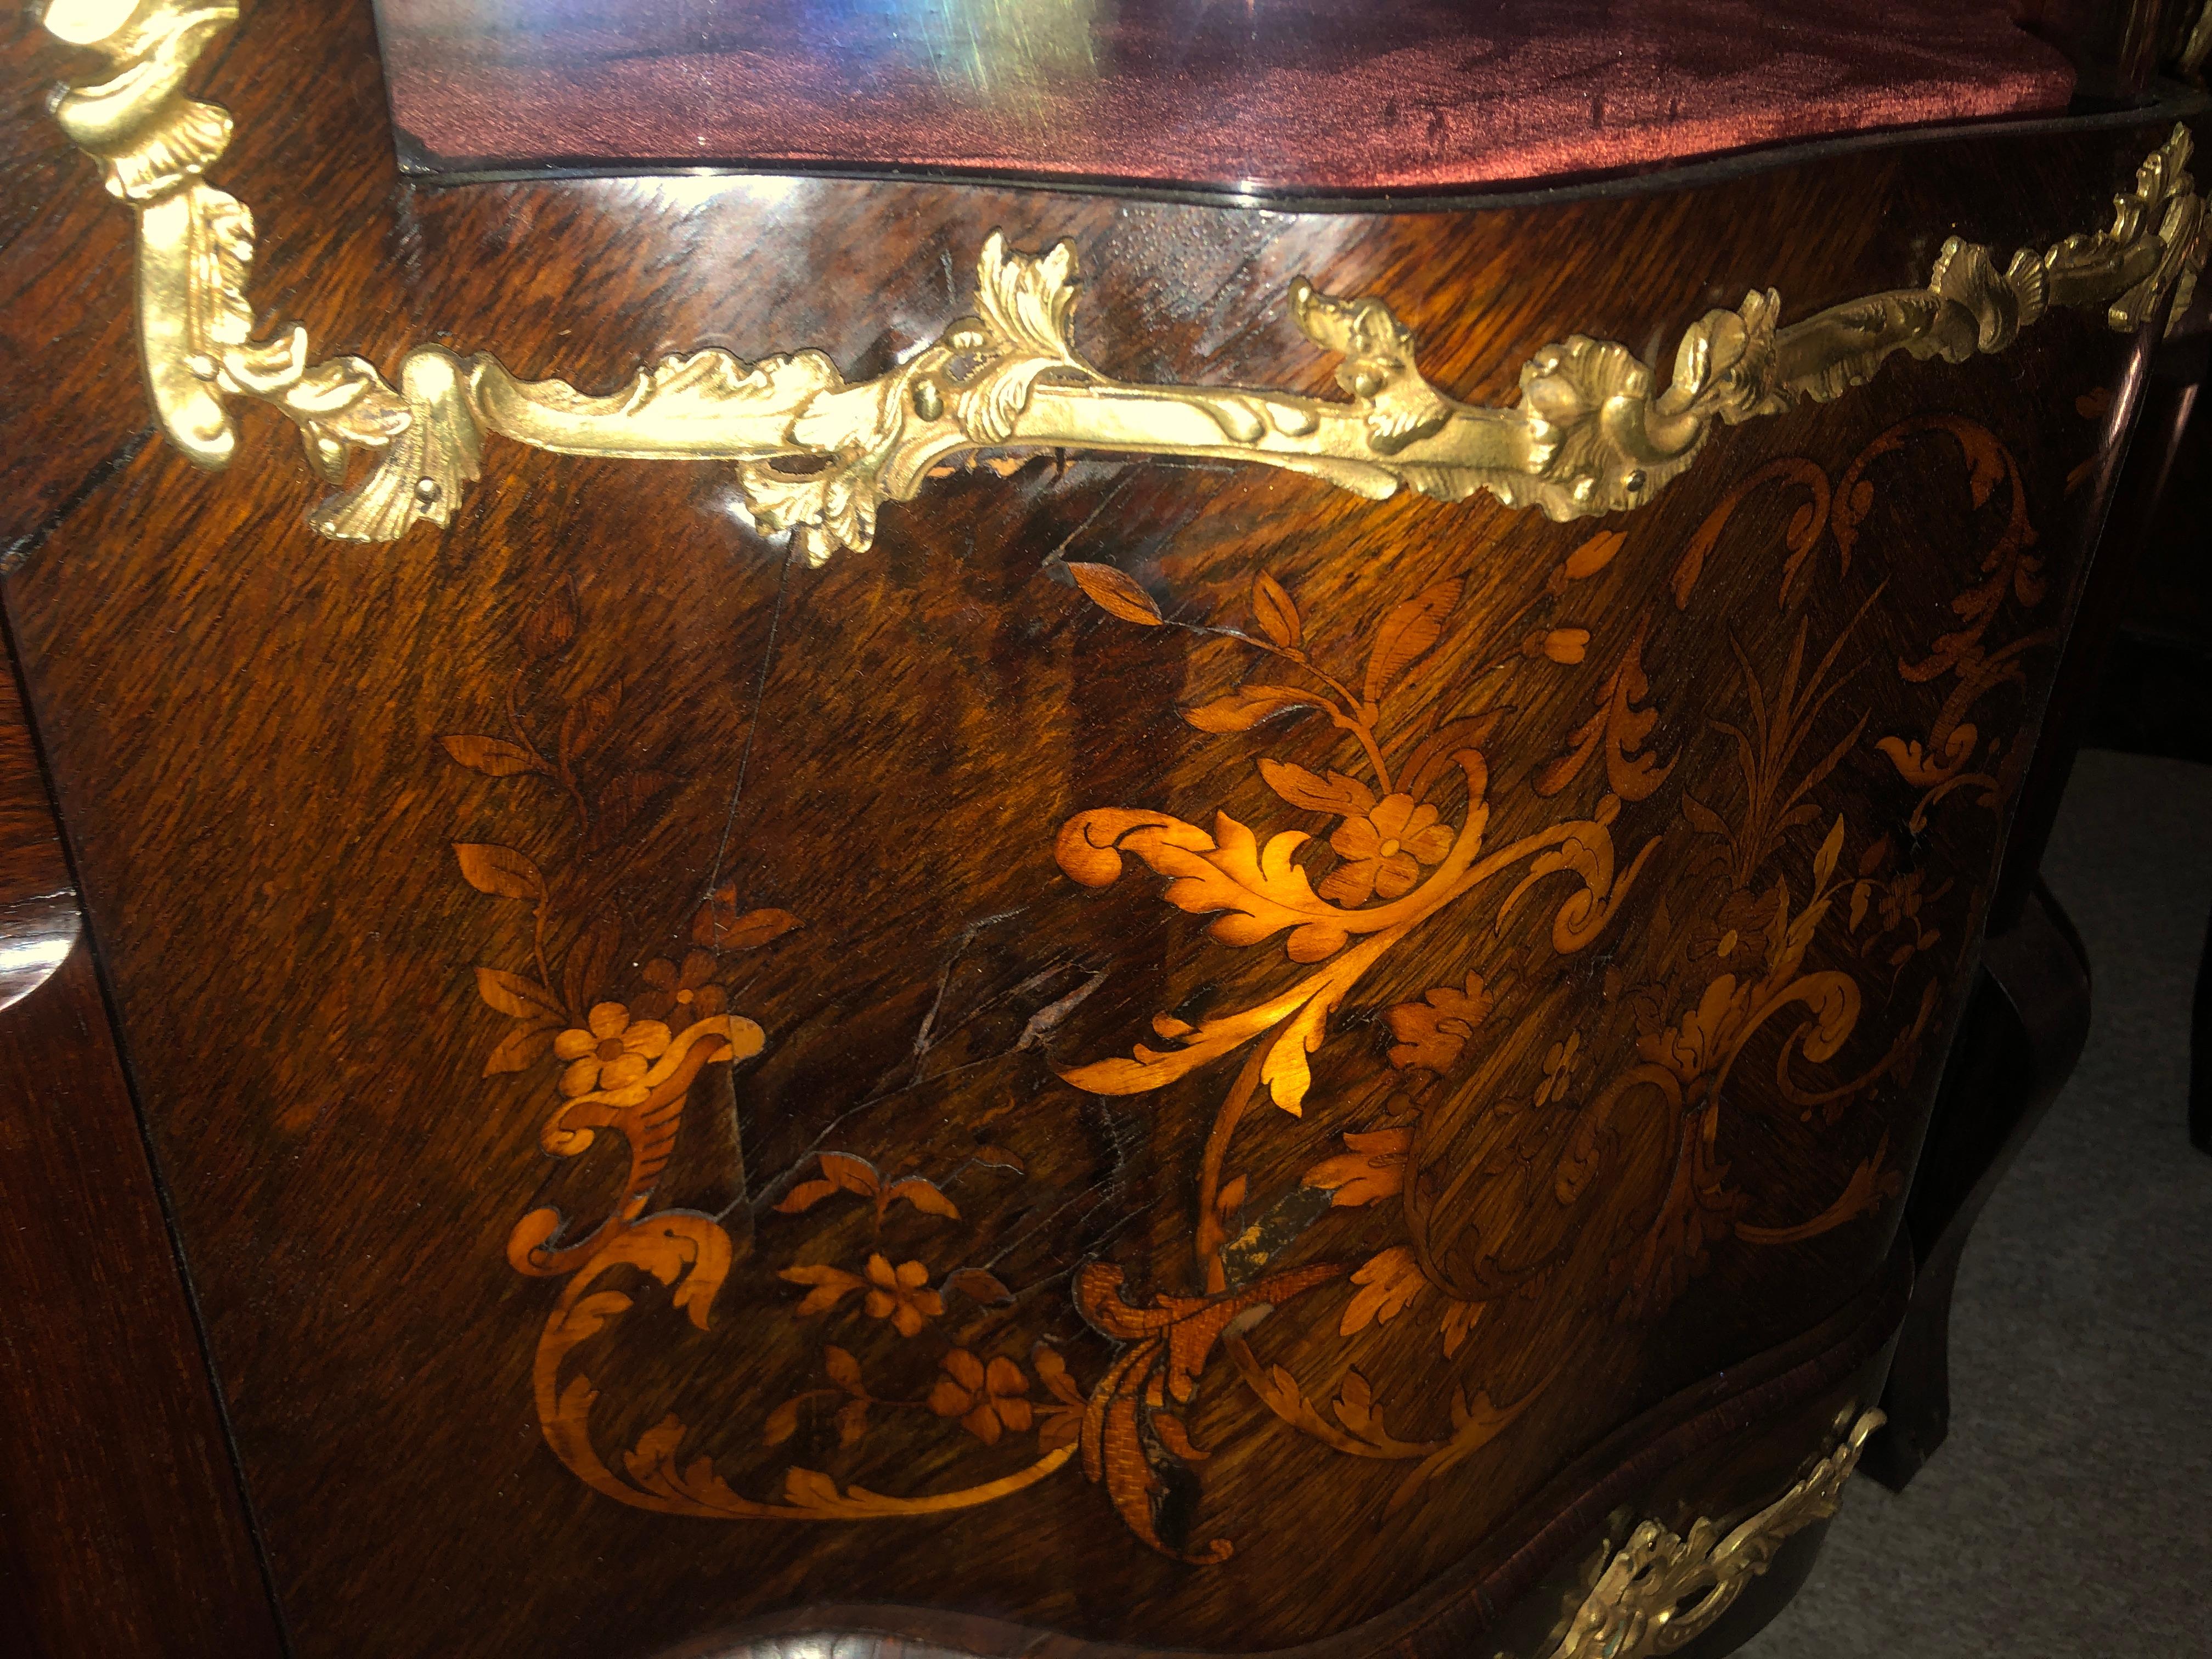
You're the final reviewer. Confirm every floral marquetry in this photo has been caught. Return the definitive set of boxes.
[407,391,2086,1584]
[7,2,2186,1653]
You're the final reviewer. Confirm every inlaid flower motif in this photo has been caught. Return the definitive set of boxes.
[1876,869,1927,934]
[1533,1031,1581,1108]
[1688,888,1776,968]
[862,1254,943,1337]
[927,1350,1033,1444]
[553,1001,671,1104]
[633,949,728,1031]
[1321,792,1455,905]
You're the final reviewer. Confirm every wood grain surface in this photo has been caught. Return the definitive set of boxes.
[0,4,2191,1656]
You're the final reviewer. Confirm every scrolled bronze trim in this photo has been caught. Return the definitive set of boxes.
[1520,1408,1884,1659]
[43,2,2208,562]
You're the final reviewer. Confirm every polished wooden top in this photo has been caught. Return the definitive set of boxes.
[375,0,2076,191]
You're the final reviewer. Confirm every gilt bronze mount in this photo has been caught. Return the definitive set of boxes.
[1530,1409,1886,1659]
[43,0,2210,562]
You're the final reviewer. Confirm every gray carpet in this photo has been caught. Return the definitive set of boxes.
[1743,749,2212,1657]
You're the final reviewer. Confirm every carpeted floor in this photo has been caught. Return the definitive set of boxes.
[1743,749,2212,1657]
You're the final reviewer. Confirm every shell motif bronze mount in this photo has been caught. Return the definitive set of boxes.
[44,0,2209,563]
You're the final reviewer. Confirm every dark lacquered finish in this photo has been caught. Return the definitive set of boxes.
[1,3,2193,1657]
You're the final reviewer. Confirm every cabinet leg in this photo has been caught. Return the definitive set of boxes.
[2192,901,2212,1154]
[1864,881,2092,1492]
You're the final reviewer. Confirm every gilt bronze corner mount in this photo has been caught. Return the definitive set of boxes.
[43,0,2210,563]
[1525,1408,1886,1659]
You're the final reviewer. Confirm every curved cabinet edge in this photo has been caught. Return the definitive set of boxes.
[0,623,284,1656]
[1864,878,2094,1491]
[653,1245,1911,1659]
[0,652,76,1010]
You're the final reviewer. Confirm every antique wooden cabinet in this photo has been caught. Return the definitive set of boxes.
[2,3,2203,1657]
